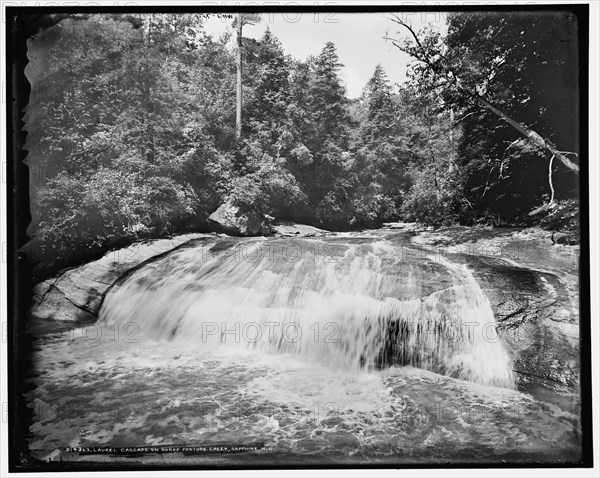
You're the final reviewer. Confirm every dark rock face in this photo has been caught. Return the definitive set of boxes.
[461,254,579,404]
[208,200,271,236]
[553,231,579,245]
[404,225,580,405]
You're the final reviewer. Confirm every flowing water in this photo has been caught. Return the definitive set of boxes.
[26,232,581,464]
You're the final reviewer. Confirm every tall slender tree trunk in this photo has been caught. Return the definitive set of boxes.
[143,14,155,162]
[448,107,456,173]
[236,14,243,141]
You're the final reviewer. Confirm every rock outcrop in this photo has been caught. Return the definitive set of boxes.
[407,225,580,405]
[28,234,213,334]
[272,222,329,237]
[465,255,579,400]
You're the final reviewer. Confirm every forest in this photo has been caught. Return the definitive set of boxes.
[23,12,580,274]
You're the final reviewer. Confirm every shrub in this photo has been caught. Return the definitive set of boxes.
[32,168,200,272]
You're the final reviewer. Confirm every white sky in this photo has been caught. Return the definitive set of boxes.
[202,12,447,98]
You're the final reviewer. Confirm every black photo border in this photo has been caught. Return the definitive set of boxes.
[5,2,592,472]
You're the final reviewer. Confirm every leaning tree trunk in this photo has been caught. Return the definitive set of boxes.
[235,14,243,141]
[456,81,579,172]
[385,16,579,173]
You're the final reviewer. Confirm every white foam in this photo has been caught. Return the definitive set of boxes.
[98,239,515,388]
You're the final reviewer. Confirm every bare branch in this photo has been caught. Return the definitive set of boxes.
[388,14,423,49]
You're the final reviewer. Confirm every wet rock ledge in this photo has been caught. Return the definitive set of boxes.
[28,233,215,334]
[27,222,328,334]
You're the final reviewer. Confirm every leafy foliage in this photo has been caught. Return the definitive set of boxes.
[27,12,579,273]
[389,12,579,225]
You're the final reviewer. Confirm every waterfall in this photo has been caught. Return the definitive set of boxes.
[98,237,514,389]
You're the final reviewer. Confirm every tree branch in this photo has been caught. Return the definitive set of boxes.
[548,154,555,203]
[388,15,423,49]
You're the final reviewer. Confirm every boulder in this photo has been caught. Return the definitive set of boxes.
[208,200,270,236]
[553,231,579,245]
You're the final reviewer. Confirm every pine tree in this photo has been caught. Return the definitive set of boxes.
[309,42,350,149]
[361,64,397,141]
[247,28,290,138]
[350,65,409,225]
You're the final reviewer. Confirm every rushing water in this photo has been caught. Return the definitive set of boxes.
[26,232,581,464]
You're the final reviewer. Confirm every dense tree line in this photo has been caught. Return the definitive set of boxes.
[24,12,579,272]
[387,11,580,226]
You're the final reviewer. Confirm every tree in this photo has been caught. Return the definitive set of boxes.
[399,87,465,227]
[32,11,578,273]
[245,28,291,144]
[26,14,228,270]
[305,43,353,211]
[351,65,406,225]
[351,66,460,227]
[234,13,261,140]
[361,64,397,137]
[385,12,580,222]
[309,42,350,149]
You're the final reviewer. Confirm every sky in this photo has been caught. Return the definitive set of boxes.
[202,12,447,98]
